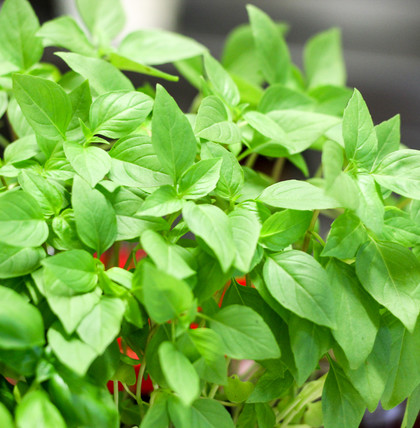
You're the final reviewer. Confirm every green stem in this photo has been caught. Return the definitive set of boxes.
[302,210,320,253]
[122,383,138,402]
[113,381,119,408]
[245,152,258,168]
[237,148,253,162]
[272,157,285,182]
[310,230,325,247]
[397,197,412,210]
[0,175,7,189]
[208,383,219,399]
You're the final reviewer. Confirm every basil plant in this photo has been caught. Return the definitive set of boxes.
[0,0,419,427]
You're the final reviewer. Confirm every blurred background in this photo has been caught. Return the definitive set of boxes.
[29,0,420,149]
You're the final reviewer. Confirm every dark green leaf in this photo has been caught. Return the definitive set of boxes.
[190,398,235,428]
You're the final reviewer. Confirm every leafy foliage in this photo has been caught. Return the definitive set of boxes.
[0,0,419,427]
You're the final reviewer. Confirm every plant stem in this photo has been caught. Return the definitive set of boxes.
[208,383,219,399]
[245,152,258,168]
[272,157,285,182]
[113,381,119,408]
[397,197,412,210]
[310,230,325,247]
[122,383,138,402]
[302,210,320,253]
[0,175,7,189]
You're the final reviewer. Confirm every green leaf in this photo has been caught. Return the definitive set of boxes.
[228,206,261,273]
[108,135,171,191]
[373,114,400,167]
[0,0,43,69]
[56,52,134,95]
[140,394,169,428]
[258,84,314,113]
[322,211,369,259]
[0,244,45,279]
[322,360,366,428]
[152,85,197,182]
[178,159,222,199]
[0,190,48,247]
[182,202,235,272]
[356,240,420,332]
[109,52,179,82]
[402,383,420,428]
[72,175,117,255]
[188,328,225,364]
[76,296,125,354]
[381,315,420,409]
[137,185,183,217]
[372,149,420,199]
[0,402,13,428]
[118,30,206,66]
[4,135,39,164]
[6,97,33,138]
[310,85,353,116]
[138,263,194,323]
[189,398,234,428]
[90,91,153,138]
[67,80,92,140]
[16,390,66,428]
[322,140,344,188]
[159,341,200,406]
[41,250,98,294]
[327,260,379,369]
[247,371,294,403]
[195,96,241,144]
[37,16,96,56]
[0,286,44,349]
[201,142,244,199]
[204,54,240,106]
[260,210,312,251]
[141,230,195,280]
[13,74,72,140]
[47,324,97,376]
[263,251,336,328]
[247,5,291,85]
[382,207,420,247]
[64,141,111,188]
[259,180,341,210]
[343,89,378,169]
[209,305,280,360]
[304,28,346,89]
[76,0,125,42]
[225,375,255,403]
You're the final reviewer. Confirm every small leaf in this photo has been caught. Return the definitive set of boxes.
[138,185,183,217]
[373,114,400,167]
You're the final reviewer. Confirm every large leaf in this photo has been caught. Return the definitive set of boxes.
[356,240,420,332]
[372,149,420,199]
[159,342,200,406]
[152,85,197,182]
[0,190,48,247]
[64,141,111,187]
[263,251,336,328]
[13,74,72,140]
[209,305,280,360]
[72,175,117,255]
[259,180,341,210]
[0,244,45,279]
[0,0,43,69]
[90,91,153,138]
[182,202,235,273]
[304,28,346,89]
[0,286,44,349]
[76,296,125,354]
[189,399,235,428]
[119,29,206,65]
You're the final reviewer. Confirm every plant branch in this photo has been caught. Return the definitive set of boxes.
[302,210,320,253]
[271,157,285,182]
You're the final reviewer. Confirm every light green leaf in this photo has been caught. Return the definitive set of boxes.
[189,398,235,428]
[304,28,346,89]
[159,341,200,406]
[263,251,336,328]
[0,0,43,69]
[260,210,312,251]
[343,89,378,169]
[310,85,353,116]
[139,263,194,323]
[4,135,39,164]
[67,80,92,140]
[119,29,206,66]
[0,402,13,428]
[327,260,379,369]
[6,97,33,138]
[178,159,222,199]
[76,0,125,42]
[41,250,98,294]
[210,305,280,360]
[381,207,420,247]
[182,202,235,272]
[247,371,294,404]
[140,395,169,428]
[152,85,197,182]
[228,206,261,273]
[72,175,117,255]
[204,54,240,106]
[138,185,183,217]
[258,84,315,113]
[0,286,44,349]
[56,52,134,95]
[247,5,291,85]
[0,244,45,279]
[372,149,420,199]
[259,180,341,210]
[90,91,153,138]
[0,190,48,247]
[47,324,97,376]
[37,16,96,56]
[402,383,420,428]
[18,171,63,216]
[188,328,225,364]
[16,390,66,428]
[201,142,244,199]
[141,230,195,280]
[322,140,344,188]
[356,240,420,332]
[322,211,369,259]
[64,141,111,188]
[77,296,125,354]
[322,361,365,428]
[373,114,400,167]
[13,74,72,140]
